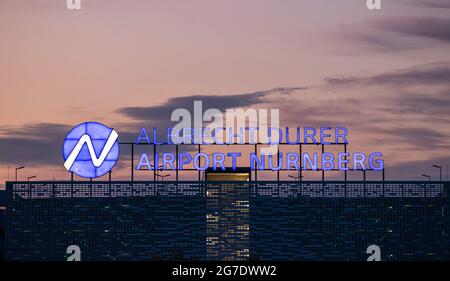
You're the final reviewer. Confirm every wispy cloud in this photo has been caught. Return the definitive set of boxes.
[368,127,450,149]
[0,123,70,165]
[117,87,306,122]
[332,16,450,53]
[382,89,450,116]
[324,61,450,87]
[403,0,450,8]
[372,16,450,43]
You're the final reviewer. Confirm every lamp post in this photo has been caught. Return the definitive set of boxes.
[290,164,302,182]
[15,166,25,181]
[151,164,164,182]
[422,174,431,181]
[432,165,442,182]
[27,176,36,182]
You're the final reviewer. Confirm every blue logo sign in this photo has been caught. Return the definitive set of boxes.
[62,122,119,178]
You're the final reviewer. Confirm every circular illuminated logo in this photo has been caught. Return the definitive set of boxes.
[62,122,119,178]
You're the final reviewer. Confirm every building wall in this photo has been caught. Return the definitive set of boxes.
[5,181,450,261]
[0,189,5,261]
[6,196,206,261]
[250,197,449,261]
[206,183,250,261]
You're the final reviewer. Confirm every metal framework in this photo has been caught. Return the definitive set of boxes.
[7,181,447,199]
[118,141,385,182]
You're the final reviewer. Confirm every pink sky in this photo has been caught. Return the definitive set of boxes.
[0,0,449,183]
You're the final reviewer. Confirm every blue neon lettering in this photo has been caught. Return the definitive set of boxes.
[136,128,150,144]
[227,152,241,170]
[136,153,152,170]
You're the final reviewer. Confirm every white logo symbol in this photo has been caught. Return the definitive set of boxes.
[66,0,81,10]
[367,0,381,10]
[64,129,119,171]
[66,245,81,261]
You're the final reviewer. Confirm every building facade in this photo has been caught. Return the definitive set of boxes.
[0,189,5,261]
[5,181,450,261]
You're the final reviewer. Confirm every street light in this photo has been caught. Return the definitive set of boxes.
[152,165,166,181]
[15,166,25,181]
[422,174,431,181]
[290,164,302,182]
[432,165,442,182]
[27,176,37,182]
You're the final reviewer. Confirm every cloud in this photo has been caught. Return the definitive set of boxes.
[403,0,450,8]
[319,62,450,153]
[382,89,450,116]
[117,87,305,122]
[0,123,70,140]
[321,62,450,129]
[0,123,71,165]
[333,15,450,53]
[324,61,450,87]
[372,16,450,43]
[338,30,421,52]
[368,127,450,150]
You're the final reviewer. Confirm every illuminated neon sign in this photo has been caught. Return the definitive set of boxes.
[135,126,384,172]
[62,122,120,178]
[62,102,384,178]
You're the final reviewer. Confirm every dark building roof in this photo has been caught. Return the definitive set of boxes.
[205,167,251,174]
[0,189,5,206]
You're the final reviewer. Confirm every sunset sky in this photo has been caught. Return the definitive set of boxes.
[0,0,449,183]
